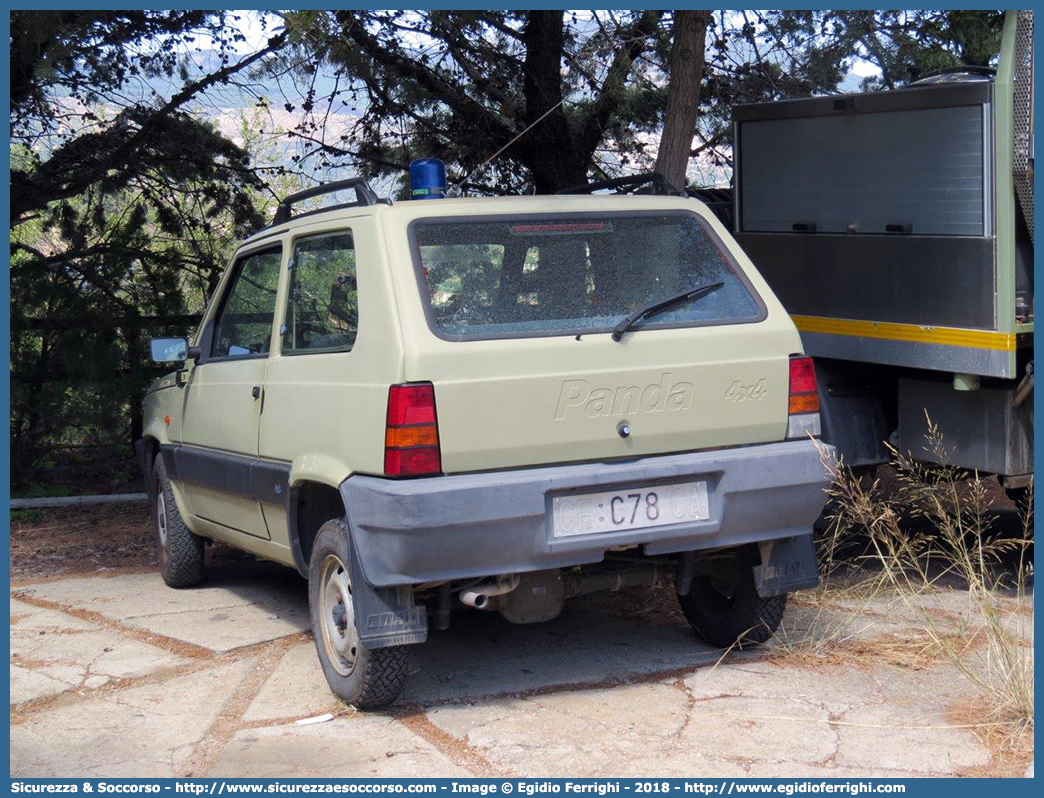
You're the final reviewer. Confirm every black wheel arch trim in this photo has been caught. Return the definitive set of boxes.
[158,443,291,510]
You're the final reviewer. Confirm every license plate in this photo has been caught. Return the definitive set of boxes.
[551,481,710,538]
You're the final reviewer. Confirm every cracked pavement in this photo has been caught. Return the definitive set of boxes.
[8,560,1030,778]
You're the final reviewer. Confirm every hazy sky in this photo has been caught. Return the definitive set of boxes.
[211,10,883,80]
[178,10,883,188]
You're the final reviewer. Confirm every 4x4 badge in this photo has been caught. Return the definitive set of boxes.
[724,378,768,402]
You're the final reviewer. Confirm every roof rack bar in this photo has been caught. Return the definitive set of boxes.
[556,171,686,197]
[273,177,380,226]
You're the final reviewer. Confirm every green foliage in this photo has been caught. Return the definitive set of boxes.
[9,11,288,486]
[690,10,1003,175]
[275,10,1004,191]
[8,8,1005,488]
[278,10,669,194]
[9,509,44,523]
[21,482,72,499]
[821,10,1005,91]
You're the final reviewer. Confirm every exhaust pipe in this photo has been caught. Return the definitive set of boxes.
[459,574,520,609]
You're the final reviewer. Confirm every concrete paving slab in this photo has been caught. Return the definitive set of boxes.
[10,598,97,632]
[834,702,990,775]
[9,567,1015,778]
[10,664,76,706]
[10,658,254,777]
[685,660,878,713]
[654,757,750,779]
[768,603,921,653]
[17,564,310,652]
[11,606,189,704]
[242,641,338,723]
[683,695,838,766]
[403,594,725,704]
[742,761,927,778]
[136,605,308,653]
[208,716,469,778]
[685,658,992,775]
[225,586,740,708]
[426,681,748,777]
[811,588,1013,635]
[855,663,986,706]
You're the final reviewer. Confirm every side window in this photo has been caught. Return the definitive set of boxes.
[211,248,282,358]
[283,232,358,354]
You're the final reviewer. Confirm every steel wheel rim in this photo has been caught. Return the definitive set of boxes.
[317,554,358,677]
[156,490,168,548]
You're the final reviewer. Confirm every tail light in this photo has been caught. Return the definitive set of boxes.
[787,355,821,439]
[384,383,442,476]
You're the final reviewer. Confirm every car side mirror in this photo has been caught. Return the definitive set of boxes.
[150,337,200,364]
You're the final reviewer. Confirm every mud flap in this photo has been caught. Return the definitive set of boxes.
[344,519,428,650]
[753,534,819,597]
[134,440,153,499]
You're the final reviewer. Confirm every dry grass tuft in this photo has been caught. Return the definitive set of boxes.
[808,417,1033,737]
[769,606,982,672]
[948,693,1035,777]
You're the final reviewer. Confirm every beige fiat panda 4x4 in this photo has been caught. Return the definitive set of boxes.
[139,170,832,709]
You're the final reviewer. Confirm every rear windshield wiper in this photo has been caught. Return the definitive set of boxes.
[611,281,725,342]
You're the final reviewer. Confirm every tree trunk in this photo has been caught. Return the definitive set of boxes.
[126,324,144,448]
[655,10,710,190]
[521,10,588,193]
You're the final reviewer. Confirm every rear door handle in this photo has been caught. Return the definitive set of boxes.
[252,386,261,400]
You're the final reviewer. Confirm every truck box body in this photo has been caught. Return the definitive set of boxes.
[733,78,1028,380]
[727,10,1034,477]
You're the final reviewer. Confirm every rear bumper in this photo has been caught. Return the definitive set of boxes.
[340,439,833,587]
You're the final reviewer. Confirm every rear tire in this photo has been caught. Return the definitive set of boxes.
[677,546,786,648]
[308,519,409,710]
[152,455,205,588]
[1004,486,1033,518]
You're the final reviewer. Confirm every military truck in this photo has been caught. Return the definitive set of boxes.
[719,10,1034,496]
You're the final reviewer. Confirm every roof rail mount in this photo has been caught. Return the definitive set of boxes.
[273,177,385,226]
[557,172,687,198]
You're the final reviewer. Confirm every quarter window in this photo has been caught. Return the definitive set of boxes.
[283,232,358,354]
[211,248,282,358]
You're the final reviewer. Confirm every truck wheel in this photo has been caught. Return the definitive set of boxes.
[1004,486,1033,517]
[677,546,786,648]
[309,519,409,710]
[152,455,205,588]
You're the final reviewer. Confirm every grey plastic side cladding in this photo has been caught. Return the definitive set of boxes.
[753,534,819,597]
[337,483,428,650]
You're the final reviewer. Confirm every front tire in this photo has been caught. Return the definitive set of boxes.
[678,546,786,648]
[308,519,409,710]
[152,455,205,588]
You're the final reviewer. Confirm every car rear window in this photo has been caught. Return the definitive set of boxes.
[412,213,763,339]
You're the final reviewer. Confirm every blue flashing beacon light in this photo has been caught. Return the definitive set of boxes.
[409,158,447,200]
